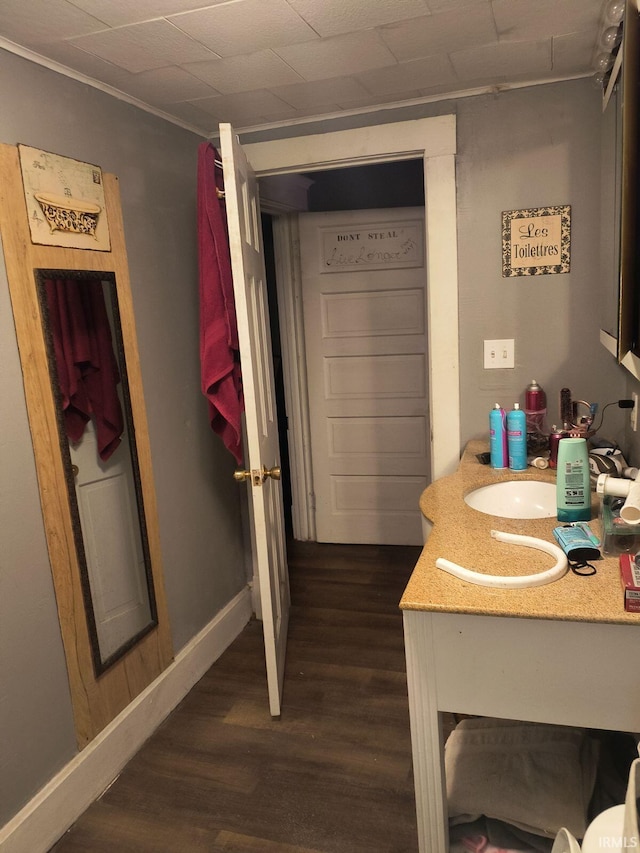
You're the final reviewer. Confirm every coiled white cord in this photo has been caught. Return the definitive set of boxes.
[435,530,568,589]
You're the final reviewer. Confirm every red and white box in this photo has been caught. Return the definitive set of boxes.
[619,554,640,613]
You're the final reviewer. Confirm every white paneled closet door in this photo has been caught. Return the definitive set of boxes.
[299,207,430,546]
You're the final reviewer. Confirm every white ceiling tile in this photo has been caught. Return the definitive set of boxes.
[160,100,217,132]
[121,67,221,105]
[275,30,398,81]
[425,0,485,9]
[68,19,218,73]
[357,53,457,96]
[168,0,318,58]
[59,36,162,73]
[30,41,138,87]
[0,0,107,45]
[161,100,212,122]
[66,0,229,28]
[40,45,219,112]
[269,76,372,109]
[185,51,303,95]
[492,0,602,41]
[190,90,297,123]
[259,103,338,123]
[0,0,606,131]
[286,0,430,38]
[379,4,497,61]
[451,39,552,81]
[552,31,598,74]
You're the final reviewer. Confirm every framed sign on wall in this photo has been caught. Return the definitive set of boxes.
[18,144,111,251]
[501,205,571,277]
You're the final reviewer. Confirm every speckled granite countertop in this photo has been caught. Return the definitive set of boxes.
[400,440,640,624]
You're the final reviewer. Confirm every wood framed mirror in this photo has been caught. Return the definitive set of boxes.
[35,269,159,676]
[0,143,173,747]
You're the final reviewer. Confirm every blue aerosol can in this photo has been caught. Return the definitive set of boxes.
[507,403,527,471]
[489,404,508,469]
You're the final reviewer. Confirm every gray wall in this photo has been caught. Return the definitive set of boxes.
[456,81,629,449]
[245,78,632,455]
[0,48,247,825]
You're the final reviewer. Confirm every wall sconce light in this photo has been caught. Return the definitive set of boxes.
[604,0,625,26]
[600,24,622,50]
[592,0,625,90]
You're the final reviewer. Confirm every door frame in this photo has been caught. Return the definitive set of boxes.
[245,115,460,540]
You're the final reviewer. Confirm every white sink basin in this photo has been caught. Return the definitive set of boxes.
[464,480,556,519]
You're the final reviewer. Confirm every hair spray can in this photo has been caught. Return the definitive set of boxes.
[489,404,508,469]
[524,379,547,436]
[507,403,527,470]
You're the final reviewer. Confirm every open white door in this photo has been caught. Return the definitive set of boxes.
[219,123,290,718]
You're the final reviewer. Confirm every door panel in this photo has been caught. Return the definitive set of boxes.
[220,124,290,717]
[321,288,425,337]
[299,207,429,546]
[324,353,426,400]
[71,422,152,661]
[327,416,428,475]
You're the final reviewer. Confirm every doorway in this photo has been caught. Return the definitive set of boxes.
[264,161,428,544]
[245,115,460,542]
[262,160,426,544]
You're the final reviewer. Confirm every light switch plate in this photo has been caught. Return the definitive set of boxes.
[484,339,515,369]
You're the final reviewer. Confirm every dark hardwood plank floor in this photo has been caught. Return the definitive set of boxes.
[51,541,422,853]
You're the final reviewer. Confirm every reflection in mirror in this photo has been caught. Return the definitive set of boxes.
[36,269,157,675]
[600,78,623,343]
[602,1,640,361]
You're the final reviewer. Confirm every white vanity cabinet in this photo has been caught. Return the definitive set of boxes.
[401,441,640,852]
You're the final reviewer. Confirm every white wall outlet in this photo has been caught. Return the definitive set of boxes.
[632,392,639,432]
[483,339,515,369]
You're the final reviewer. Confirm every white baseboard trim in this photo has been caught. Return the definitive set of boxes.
[0,586,253,853]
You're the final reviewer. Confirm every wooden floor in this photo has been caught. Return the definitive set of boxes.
[51,541,423,853]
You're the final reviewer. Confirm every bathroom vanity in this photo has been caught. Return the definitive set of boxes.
[401,440,640,852]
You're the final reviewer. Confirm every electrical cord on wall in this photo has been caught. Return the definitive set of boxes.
[591,398,635,434]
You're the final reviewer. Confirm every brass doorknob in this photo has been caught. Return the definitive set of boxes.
[233,466,281,483]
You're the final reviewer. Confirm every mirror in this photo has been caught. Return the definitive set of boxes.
[615,0,639,359]
[601,0,640,368]
[0,142,173,746]
[36,269,157,674]
[600,71,623,344]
